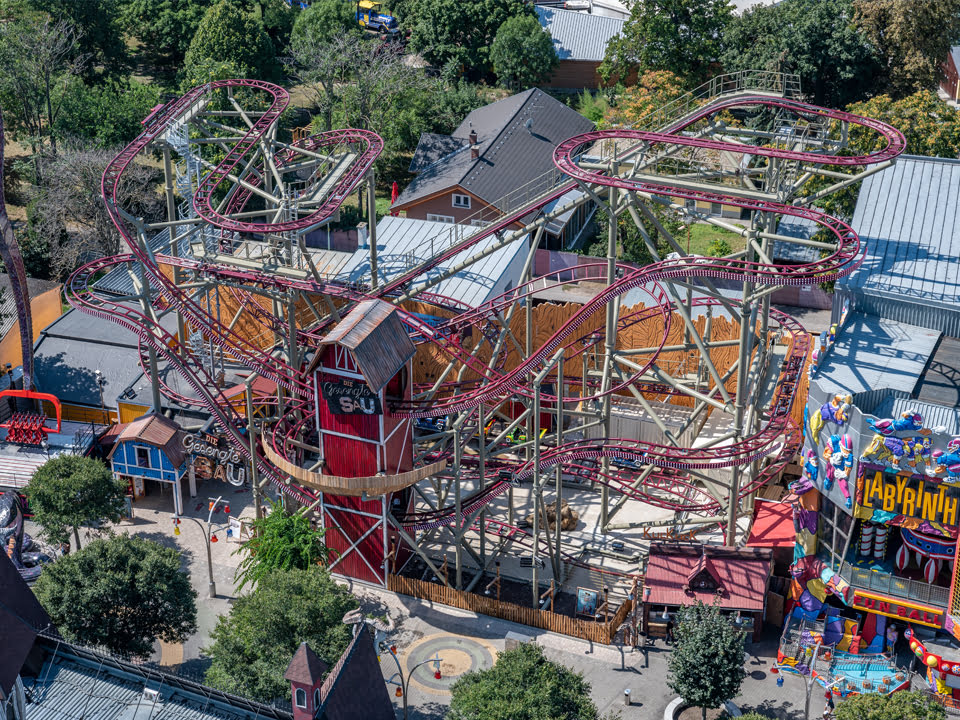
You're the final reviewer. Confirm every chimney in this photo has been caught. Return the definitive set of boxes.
[470,144,480,159]
[285,642,329,720]
[468,129,477,145]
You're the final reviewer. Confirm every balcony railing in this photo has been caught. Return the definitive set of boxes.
[839,561,950,608]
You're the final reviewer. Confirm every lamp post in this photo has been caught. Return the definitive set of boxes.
[174,495,227,598]
[380,644,442,720]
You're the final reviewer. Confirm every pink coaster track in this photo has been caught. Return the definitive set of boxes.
[65,81,903,525]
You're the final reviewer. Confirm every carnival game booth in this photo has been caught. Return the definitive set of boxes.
[107,412,189,515]
[642,543,773,642]
[776,608,909,699]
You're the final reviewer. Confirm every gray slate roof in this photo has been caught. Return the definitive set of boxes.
[394,88,594,210]
[535,6,625,62]
[841,154,960,311]
[814,312,940,397]
[408,133,469,173]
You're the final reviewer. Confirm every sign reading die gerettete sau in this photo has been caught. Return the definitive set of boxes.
[320,378,383,415]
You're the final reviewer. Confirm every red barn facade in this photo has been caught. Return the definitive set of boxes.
[313,300,416,586]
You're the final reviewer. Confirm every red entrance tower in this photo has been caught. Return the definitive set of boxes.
[313,300,416,586]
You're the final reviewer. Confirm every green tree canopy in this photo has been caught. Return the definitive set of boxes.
[30,0,127,75]
[25,454,126,548]
[447,642,600,720]
[721,0,880,109]
[290,0,359,45]
[56,78,160,148]
[604,70,686,128]
[834,690,946,720]
[33,534,198,658]
[204,566,359,703]
[183,0,279,83]
[601,0,732,87]
[667,601,746,720]
[853,0,960,99]
[406,0,533,79]
[490,14,558,90]
[234,499,331,591]
[119,0,211,65]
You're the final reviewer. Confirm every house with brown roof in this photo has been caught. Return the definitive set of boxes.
[107,412,189,514]
[391,89,596,249]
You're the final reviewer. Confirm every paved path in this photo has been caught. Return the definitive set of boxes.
[30,485,812,719]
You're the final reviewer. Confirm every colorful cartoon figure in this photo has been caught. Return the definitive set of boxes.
[803,448,819,484]
[828,323,838,343]
[865,412,928,436]
[904,436,934,473]
[932,439,960,480]
[823,434,853,507]
[809,349,820,375]
[809,394,852,443]
[860,434,910,472]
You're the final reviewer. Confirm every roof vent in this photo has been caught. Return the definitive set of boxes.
[524,118,533,133]
[142,688,162,704]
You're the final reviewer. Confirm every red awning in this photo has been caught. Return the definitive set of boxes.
[746,499,795,548]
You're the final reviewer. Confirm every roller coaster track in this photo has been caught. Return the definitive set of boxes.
[65,77,903,530]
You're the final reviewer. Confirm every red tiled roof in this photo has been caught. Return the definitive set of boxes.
[746,499,796,548]
[644,543,772,611]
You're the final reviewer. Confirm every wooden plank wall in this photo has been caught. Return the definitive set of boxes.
[387,574,633,645]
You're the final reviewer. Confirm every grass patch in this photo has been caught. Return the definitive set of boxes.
[683,222,746,256]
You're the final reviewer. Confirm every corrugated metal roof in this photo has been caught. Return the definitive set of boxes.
[26,655,285,720]
[394,88,593,209]
[535,6,624,62]
[644,543,772,611]
[112,411,187,467]
[94,227,188,296]
[773,215,820,263]
[813,312,939,397]
[337,216,527,307]
[541,187,586,235]
[0,273,60,341]
[842,155,960,329]
[320,299,415,392]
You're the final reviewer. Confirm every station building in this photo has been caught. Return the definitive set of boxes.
[793,155,960,703]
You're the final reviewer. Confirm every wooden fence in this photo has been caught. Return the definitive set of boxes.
[388,574,632,645]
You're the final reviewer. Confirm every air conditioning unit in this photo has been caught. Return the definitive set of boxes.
[143,688,162,704]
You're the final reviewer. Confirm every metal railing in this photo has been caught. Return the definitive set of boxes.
[840,561,950,608]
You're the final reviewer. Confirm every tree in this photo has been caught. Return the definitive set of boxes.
[0,14,84,162]
[406,0,533,78]
[604,70,686,128]
[587,200,683,266]
[182,1,279,84]
[447,642,602,720]
[600,0,732,87]
[118,0,211,66]
[286,3,362,132]
[721,0,881,109]
[834,690,946,720]
[853,0,960,99]
[33,534,198,658]
[25,455,127,549]
[798,90,960,221]
[30,0,127,76]
[204,567,359,702]
[667,601,746,720]
[234,499,332,591]
[848,90,960,158]
[55,78,160,148]
[28,144,164,279]
[490,15,558,90]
